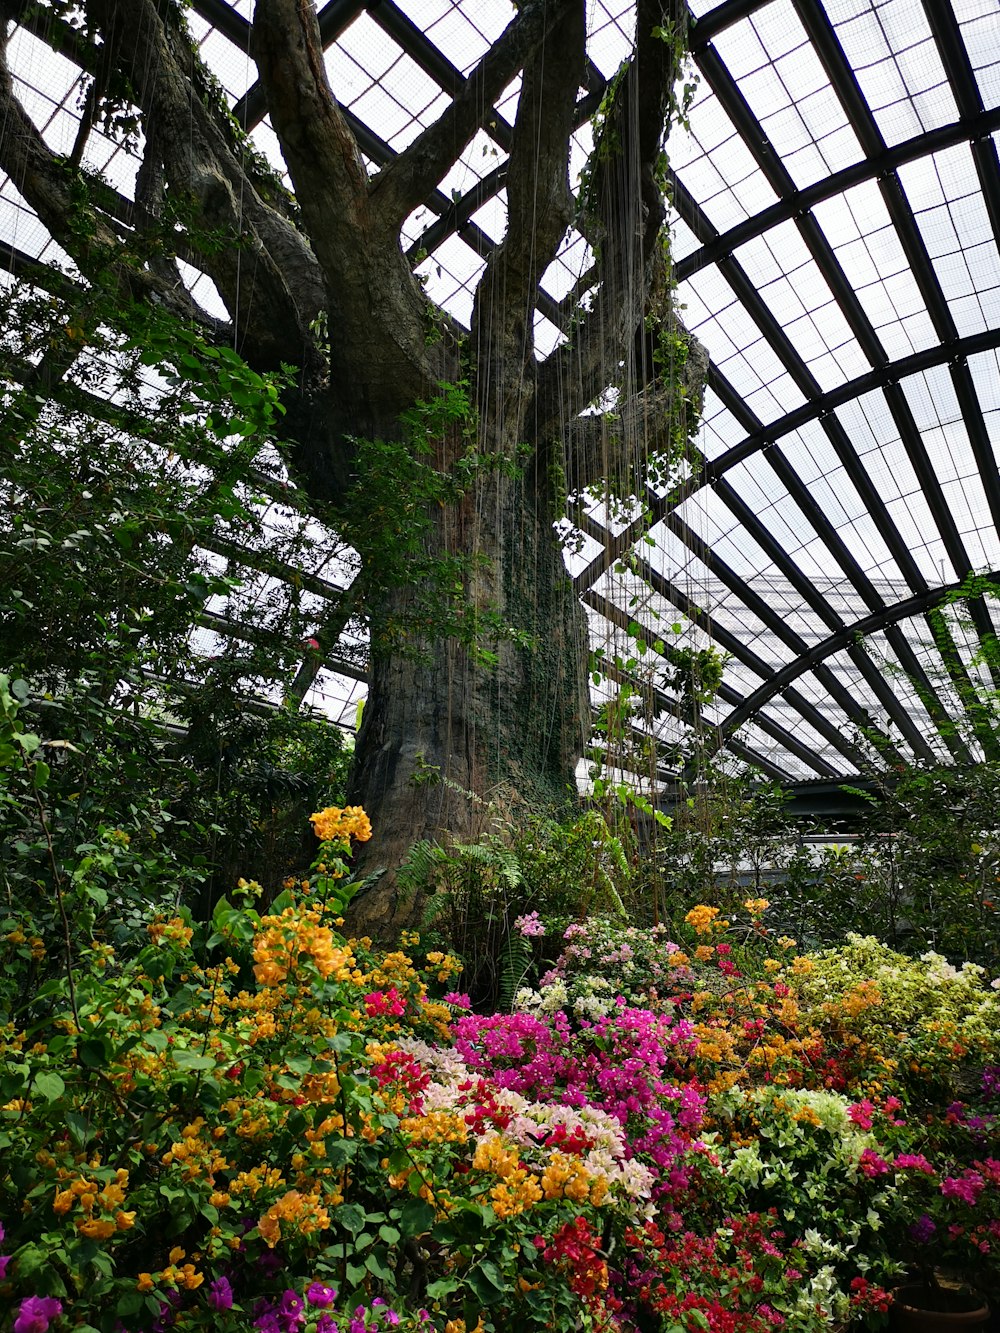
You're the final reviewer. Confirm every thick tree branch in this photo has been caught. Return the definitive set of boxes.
[251,0,451,451]
[469,0,586,440]
[0,18,216,329]
[81,0,324,371]
[370,0,580,234]
[253,0,369,242]
[533,0,686,441]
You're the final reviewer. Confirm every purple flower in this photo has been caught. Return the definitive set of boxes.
[278,1289,306,1330]
[14,1297,63,1333]
[909,1214,937,1244]
[316,1319,339,1333]
[207,1276,234,1312]
[307,1283,337,1309]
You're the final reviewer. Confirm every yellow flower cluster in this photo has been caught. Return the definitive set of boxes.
[258,1188,331,1247]
[470,1136,543,1216]
[743,898,770,917]
[52,1168,135,1241]
[5,928,45,959]
[252,907,355,987]
[143,1247,204,1291]
[425,950,464,984]
[160,1118,230,1185]
[403,1110,469,1147]
[310,805,373,843]
[685,905,725,935]
[147,916,193,948]
[540,1150,606,1205]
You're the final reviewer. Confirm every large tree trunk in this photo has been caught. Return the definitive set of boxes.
[348,451,589,938]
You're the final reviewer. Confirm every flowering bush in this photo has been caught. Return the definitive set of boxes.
[3,805,1000,1333]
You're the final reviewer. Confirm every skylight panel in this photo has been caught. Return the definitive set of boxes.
[953,0,1000,107]
[347,51,451,154]
[414,232,485,328]
[734,220,867,391]
[587,0,636,77]
[413,0,512,75]
[540,229,594,303]
[832,389,942,577]
[968,351,1000,451]
[680,265,808,423]
[696,387,747,461]
[832,0,957,146]
[713,0,863,187]
[901,366,999,570]
[736,717,825,778]
[195,27,256,106]
[813,181,936,359]
[898,145,1000,339]
[672,90,780,230]
[725,456,829,572]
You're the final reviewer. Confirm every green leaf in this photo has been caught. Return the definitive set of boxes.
[398,1198,435,1236]
[466,1261,505,1305]
[65,1110,94,1148]
[336,1203,367,1236]
[170,1049,216,1072]
[33,1070,66,1101]
[78,1035,111,1068]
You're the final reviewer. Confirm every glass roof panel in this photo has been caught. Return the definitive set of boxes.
[812,182,938,358]
[831,0,958,145]
[898,144,1000,339]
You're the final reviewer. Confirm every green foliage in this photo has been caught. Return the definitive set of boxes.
[399,810,632,1008]
[1,286,351,982]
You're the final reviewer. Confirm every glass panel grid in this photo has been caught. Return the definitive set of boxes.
[831,0,958,146]
[715,0,864,186]
[812,183,938,359]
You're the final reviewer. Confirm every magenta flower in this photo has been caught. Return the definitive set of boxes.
[14,1297,63,1333]
[941,1171,985,1205]
[858,1148,890,1177]
[207,1276,234,1311]
[514,911,545,937]
[909,1213,937,1243]
[894,1153,934,1174]
[316,1319,339,1333]
[847,1098,875,1130]
[307,1283,337,1309]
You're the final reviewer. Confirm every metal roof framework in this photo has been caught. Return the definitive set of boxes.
[2,0,1000,786]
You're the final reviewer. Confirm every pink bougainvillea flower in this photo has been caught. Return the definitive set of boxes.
[14,1297,63,1333]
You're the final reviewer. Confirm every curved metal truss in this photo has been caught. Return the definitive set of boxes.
[2,0,1000,787]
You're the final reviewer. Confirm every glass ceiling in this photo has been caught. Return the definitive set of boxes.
[3,0,1000,789]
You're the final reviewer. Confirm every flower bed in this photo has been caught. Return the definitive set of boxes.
[1,821,998,1332]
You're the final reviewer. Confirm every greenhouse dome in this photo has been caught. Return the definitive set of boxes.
[2,0,1000,797]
